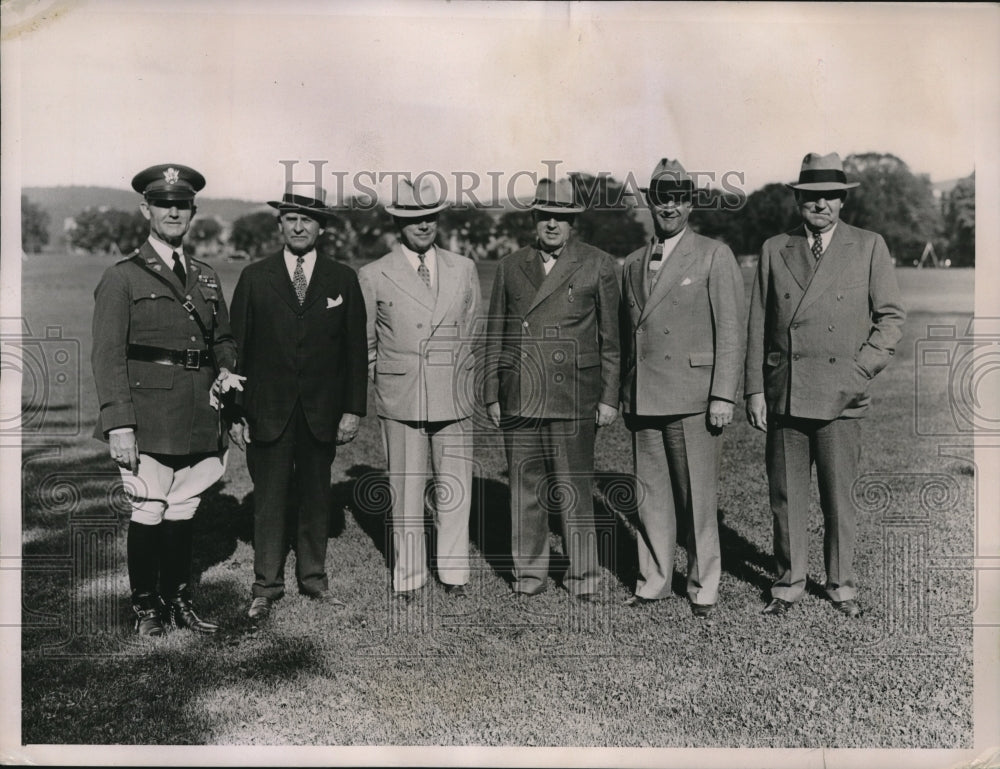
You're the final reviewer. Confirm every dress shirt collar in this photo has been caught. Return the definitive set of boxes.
[283,248,318,284]
[401,242,436,285]
[805,222,837,254]
[147,235,185,268]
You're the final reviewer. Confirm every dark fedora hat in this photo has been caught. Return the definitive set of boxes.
[267,183,335,222]
[786,152,860,192]
[639,158,695,204]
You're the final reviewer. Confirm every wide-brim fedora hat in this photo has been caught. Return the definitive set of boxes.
[384,177,450,218]
[639,157,695,203]
[132,163,206,202]
[531,177,585,214]
[267,183,336,223]
[786,152,860,192]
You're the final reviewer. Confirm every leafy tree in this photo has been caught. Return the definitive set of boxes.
[68,207,147,254]
[229,211,282,259]
[21,196,50,253]
[943,172,974,266]
[495,209,535,249]
[841,153,941,264]
[688,187,748,254]
[438,206,495,253]
[188,217,223,248]
[570,173,647,258]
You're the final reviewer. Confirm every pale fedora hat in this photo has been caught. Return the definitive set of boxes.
[531,177,585,214]
[786,152,860,192]
[384,176,450,218]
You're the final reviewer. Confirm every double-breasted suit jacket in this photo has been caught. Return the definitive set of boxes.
[483,239,620,419]
[230,252,368,443]
[483,238,620,596]
[745,221,904,603]
[229,250,367,599]
[92,241,237,455]
[358,244,482,592]
[619,230,746,604]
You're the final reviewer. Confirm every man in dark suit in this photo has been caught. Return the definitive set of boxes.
[745,152,905,618]
[229,185,367,622]
[483,177,620,601]
[619,158,746,618]
[92,163,235,636]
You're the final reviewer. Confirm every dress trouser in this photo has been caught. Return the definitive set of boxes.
[502,417,600,596]
[766,414,861,603]
[380,417,473,592]
[247,401,336,599]
[629,412,722,605]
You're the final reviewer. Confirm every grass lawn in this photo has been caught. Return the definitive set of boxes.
[17,253,975,747]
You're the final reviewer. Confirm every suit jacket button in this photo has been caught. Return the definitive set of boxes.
[637,328,643,334]
[793,353,801,361]
[190,336,197,342]
[829,357,836,363]
[629,301,635,307]
[828,325,835,331]
[664,329,670,334]
[189,315,195,321]
[837,295,843,300]
[522,321,528,328]
[784,293,791,299]
[664,354,670,360]
[791,322,799,329]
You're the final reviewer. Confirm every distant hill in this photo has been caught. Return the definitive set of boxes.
[22,185,266,251]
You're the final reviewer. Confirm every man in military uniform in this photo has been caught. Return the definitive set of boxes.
[92,163,237,636]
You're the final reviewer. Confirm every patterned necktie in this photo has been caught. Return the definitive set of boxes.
[171,251,186,285]
[292,255,308,304]
[417,253,431,288]
[811,232,824,260]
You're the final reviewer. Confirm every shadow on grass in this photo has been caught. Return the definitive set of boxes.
[22,579,330,744]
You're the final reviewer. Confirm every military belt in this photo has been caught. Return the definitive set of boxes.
[127,343,212,370]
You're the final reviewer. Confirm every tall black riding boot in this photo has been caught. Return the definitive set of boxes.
[127,521,165,637]
[161,518,219,634]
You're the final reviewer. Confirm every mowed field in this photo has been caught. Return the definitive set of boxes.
[17,252,976,748]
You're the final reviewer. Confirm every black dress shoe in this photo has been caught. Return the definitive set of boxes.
[444,584,467,597]
[624,594,657,607]
[761,597,793,616]
[166,592,219,634]
[690,602,714,619]
[832,598,863,618]
[131,592,166,637]
[247,596,273,622]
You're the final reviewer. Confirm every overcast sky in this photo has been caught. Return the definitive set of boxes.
[6,0,997,204]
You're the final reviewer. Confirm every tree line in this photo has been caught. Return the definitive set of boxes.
[22,153,975,266]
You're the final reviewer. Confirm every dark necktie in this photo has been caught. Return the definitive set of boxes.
[292,255,308,304]
[172,251,186,285]
[417,253,431,288]
[811,232,824,260]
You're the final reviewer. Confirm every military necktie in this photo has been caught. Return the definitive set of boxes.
[417,253,431,288]
[292,255,308,304]
[811,232,824,260]
[172,251,186,285]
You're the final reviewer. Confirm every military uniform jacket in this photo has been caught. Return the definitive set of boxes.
[744,222,905,421]
[483,238,620,419]
[229,251,368,444]
[358,245,481,423]
[91,241,237,455]
[620,230,746,416]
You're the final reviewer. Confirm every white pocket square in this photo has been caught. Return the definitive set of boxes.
[680,277,693,286]
[327,295,343,308]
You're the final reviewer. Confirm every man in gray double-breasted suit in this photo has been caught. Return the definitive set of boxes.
[483,177,620,601]
[745,152,905,619]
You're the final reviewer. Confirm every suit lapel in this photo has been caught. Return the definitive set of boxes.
[382,245,435,311]
[638,230,698,324]
[264,252,301,313]
[795,224,856,318]
[301,253,331,311]
[779,227,815,292]
[517,249,544,291]
[628,240,654,311]
[526,240,585,314]
[431,249,460,329]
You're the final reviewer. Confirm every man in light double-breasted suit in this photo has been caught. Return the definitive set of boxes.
[484,177,620,601]
[745,152,905,619]
[620,159,746,619]
[358,178,481,601]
